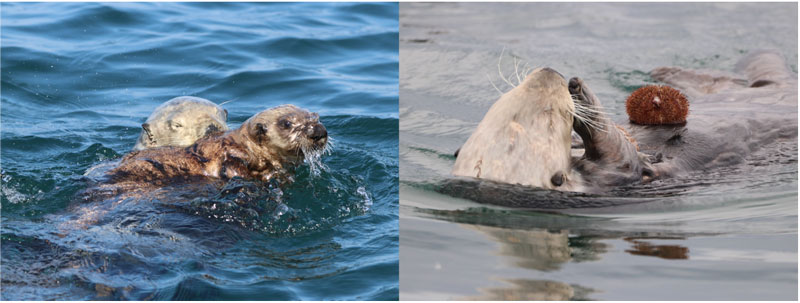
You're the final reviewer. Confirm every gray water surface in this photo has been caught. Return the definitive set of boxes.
[399,3,797,300]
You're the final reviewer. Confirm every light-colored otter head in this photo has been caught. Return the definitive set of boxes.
[452,67,577,190]
[133,96,229,151]
[237,104,328,166]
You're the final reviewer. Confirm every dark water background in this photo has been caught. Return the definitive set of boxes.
[399,3,797,300]
[1,2,398,300]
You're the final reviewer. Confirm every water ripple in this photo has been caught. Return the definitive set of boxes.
[1,2,398,300]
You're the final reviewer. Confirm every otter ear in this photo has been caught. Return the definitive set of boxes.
[141,123,155,142]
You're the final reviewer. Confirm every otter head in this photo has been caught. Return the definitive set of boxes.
[452,67,578,190]
[239,105,328,164]
[134,96,229,151]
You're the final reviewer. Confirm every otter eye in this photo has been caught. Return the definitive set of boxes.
[168,120,182,129]
[279,119,292,129]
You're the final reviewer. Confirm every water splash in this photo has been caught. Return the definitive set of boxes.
[1,171,45,205]
[356,186,373,212]
[302,136,335,177]
[271,203,290,220]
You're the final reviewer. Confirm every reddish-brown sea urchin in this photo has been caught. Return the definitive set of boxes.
[625,85,689,125]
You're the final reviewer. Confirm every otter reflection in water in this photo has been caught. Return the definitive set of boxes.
[420,208,692,300]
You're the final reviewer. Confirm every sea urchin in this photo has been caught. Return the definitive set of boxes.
[625,85,689,125]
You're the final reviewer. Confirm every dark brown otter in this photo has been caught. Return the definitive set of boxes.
[105,105,328,187]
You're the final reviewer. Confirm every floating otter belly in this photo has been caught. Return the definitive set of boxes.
[108,105,328,187]
[627,49,798,177]
[133,96,229,151]
[571,49,796,180]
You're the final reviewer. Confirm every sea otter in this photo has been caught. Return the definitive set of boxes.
[132,96,229,151]
[452,50,796,193]
[107,104,328,187]
[452,67,651,192]
[84,96,230,180]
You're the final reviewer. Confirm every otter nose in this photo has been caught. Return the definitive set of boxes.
[568,77,582,94]
[309,123,327,141]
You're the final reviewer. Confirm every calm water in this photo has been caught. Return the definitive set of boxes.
[1,2,398,300]
[399,2,797,300]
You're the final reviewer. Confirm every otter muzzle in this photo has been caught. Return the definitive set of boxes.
[309,123,327,141]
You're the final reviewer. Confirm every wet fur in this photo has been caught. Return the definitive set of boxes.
[110,134,249,185]
[107,105,327,187]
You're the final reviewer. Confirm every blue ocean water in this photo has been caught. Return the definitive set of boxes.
[1,2,398,300]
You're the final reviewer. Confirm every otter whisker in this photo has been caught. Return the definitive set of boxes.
[497,47,515,88]
[570,95,613,131]
[574,115,609,134]
[572,106,604,119]
[571,101,612,116]
[486,73,504,95]
[513,57,522,85]
[571,106,604,125]
[570,114,596,138]
[521,61,532,77]
[218,98,238,106]
[519,62,530,79]
[568,106,609,134]
[574,111,610,131]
